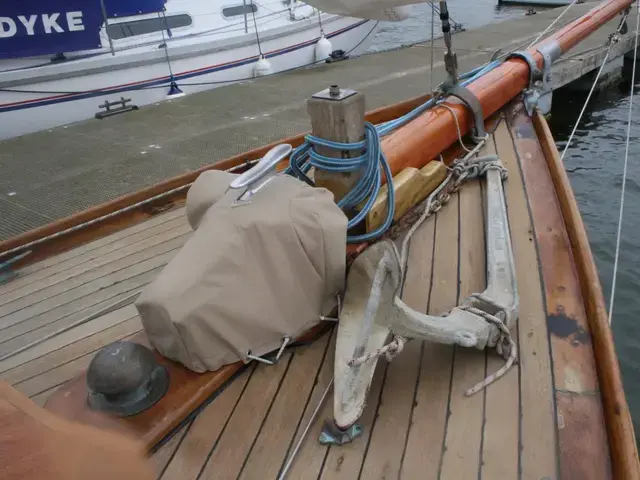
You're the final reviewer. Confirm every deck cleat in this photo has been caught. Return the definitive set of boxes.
[319,420,363,446]
[86,341,169,417]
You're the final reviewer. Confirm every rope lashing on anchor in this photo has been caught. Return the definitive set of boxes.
[346,152,515,396]
[457,306,517,396]
[347,334,407,366]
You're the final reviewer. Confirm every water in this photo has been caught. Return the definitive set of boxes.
[368,1,541,52]
[369,3,640,441]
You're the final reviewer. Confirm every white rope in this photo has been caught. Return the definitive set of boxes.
[561,10,631,161]
[278,378,333,480]
[439,103,473,153]
[527,0,580,48]
[609,1,640,325]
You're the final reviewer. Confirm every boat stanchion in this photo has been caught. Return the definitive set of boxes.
[85,340,170,417]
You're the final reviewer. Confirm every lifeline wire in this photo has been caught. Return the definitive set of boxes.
[527,0,580,48]
[609,0,639,325]
[561,9,631,160]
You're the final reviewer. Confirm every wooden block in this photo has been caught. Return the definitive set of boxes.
[365,161,447,232]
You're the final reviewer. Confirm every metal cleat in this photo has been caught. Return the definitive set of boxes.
[331,155,518,441]
[229,143,293,203]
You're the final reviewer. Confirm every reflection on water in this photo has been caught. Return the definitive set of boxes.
[550,81,640,440]
[368,2,544,52]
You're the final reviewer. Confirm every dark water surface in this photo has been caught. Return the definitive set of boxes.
[370,2,640,443]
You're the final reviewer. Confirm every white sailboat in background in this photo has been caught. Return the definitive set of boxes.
[0,0,408,140]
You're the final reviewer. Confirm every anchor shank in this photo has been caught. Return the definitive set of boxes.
[482,166,519,327]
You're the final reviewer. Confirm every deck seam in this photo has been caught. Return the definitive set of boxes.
[505,110,560,480]
[156,421,195,480]
[194,364,258,480]
[399,215,439,474]
[0,281,149,350]
[356,362,391,480]
[436,195,461,480]
[276,328,335,479]
[317,446,331,480]
[0,311,138,376]
[494,118,525,480]
[11,208,185,276]
[493,123,525,480]
[0,244,182,323]
[0,224,190,305]
[0,213,186,295]
[236,354,295,480]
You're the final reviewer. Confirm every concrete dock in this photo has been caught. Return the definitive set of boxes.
[0,2,637,240]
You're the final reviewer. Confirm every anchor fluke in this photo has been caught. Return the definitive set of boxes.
[391,297,492,349]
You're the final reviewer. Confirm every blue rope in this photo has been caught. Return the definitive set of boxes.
[289,122,395,243]
[285,59,502,243]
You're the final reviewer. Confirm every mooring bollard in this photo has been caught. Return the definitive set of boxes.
[306,85,366,204]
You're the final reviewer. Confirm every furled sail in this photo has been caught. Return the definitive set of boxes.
[0,0,166,59]
[304,0,419,21]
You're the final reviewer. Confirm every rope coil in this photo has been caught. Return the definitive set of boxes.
[288,122,396,243]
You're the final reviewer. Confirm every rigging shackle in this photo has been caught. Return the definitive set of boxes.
[439,1,458,86]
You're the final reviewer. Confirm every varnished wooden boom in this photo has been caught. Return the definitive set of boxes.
[381,0,634,180]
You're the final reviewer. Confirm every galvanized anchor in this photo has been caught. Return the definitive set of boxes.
[325,155,519,443]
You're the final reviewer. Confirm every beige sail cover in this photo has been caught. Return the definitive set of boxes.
[136,171,347,373]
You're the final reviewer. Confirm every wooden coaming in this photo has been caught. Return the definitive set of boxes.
[532,109,639,479]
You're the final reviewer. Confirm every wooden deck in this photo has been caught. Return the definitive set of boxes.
[0,109,615,478]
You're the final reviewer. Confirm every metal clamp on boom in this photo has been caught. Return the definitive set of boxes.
[440,84,486,141]
[507,41,560,116]
[506,50,541,88]
[229,144,292,202]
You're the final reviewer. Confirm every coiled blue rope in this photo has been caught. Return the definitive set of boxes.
[286,59,502,243]
[288,122,395,243]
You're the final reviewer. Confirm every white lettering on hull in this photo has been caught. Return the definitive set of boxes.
[0,17,17,38]
[17,15,37,36]
[0,12,86,38]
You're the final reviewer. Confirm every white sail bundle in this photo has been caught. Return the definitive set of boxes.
[306,0,418,21]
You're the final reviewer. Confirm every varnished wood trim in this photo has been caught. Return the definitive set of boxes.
[533,110,640,480]
[509,102,610,479]
[0,95,432,267]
